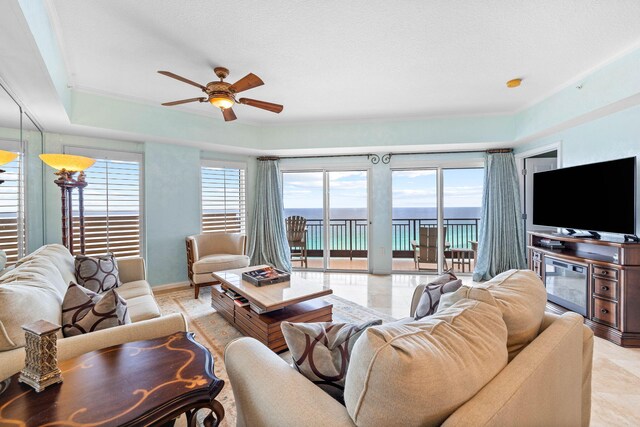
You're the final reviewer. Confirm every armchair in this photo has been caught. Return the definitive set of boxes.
[185,233,250,298]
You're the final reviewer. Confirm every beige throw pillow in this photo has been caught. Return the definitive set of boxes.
[439,269,547,360]
[282,319,382,401]
[0,256,68,297]
[75,253,122,293]
[0,279,62,351]
[15,244,76,286]
[344,299,508,427]
[62,282,131,337]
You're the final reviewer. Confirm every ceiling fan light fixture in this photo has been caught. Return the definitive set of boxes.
[209,94,235,110]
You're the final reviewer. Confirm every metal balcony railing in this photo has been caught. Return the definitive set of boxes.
[302,217,480,258]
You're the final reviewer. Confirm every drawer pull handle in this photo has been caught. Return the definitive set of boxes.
[601,308,609,314]
[601,286,609,291]
[602,271,608,275]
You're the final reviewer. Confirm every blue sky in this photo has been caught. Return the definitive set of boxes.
[283,168,484,209]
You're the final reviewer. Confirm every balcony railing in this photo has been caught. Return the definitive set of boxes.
[302,218,480,258]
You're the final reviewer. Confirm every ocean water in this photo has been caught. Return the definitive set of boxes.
[285,207,482,251]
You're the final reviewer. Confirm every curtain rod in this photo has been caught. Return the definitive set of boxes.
[258,148,512,164]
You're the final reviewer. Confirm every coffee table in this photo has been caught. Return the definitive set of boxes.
[212,265,333,352]
[0,332,224,427]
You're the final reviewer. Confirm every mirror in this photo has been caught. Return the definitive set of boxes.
[0,82,45,260]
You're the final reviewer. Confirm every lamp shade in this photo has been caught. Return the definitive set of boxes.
[39,154,96,171]
[0,150,18,166]
[209,95,235,110]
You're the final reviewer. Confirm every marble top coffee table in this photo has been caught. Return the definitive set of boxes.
[213,265,332,313]
[211,265,333,352]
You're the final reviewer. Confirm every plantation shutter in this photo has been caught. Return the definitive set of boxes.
[67,147,143,258]
[201,160,246,234]
[0,140,24,265]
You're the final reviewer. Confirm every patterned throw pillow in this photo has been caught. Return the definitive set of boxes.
[281,319,382,401]
[414,271,461,320]
[62,282,130,337]
[75,253,121,293]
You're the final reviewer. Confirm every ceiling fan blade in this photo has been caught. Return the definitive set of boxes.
[161,97,207,106]
[158,71,206,91]
[222,107,237,122]
[229,73,264,93]
[238,98,283,113]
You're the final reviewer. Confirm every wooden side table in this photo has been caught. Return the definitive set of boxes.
[0,332,224,427]
[450,248,474,273]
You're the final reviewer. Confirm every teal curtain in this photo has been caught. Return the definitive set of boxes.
[472,152,527,281]
[247,159,292,271]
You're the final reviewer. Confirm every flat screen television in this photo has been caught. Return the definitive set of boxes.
[533,157,637,235]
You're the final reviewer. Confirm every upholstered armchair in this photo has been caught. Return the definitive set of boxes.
[185,233,250,298]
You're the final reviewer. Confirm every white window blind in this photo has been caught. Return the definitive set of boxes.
[0,140,24,265]
[201,161,246,234]
[68,147,143,258]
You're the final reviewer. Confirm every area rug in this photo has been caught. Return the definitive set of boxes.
[154,286,396,427]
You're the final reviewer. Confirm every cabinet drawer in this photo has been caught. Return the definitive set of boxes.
[593,277,618,300]
[592,297,618,328]
[211,286,235,311]
[593,266,618,281]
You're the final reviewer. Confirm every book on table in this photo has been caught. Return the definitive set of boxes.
[242,266,290,286]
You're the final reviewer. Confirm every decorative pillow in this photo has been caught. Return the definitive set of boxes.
[62,282,130,337]
[414,274,462,320]
[438,269,547,360]
[281,319,382,401]
[344,299,508,427]
[0,278,62,351]
[75,253,121,293]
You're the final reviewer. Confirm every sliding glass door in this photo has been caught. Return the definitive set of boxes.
[392,167,483,274]
[282,171,325,269]
[328,171,368,270]
[282,170,369,271]
[443,168,483,274]
[391,169,438,271]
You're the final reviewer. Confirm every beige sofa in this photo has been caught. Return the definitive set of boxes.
[0,244,187,381]
[226,271,594,427]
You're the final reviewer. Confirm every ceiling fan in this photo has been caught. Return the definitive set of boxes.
[157,67,283,122]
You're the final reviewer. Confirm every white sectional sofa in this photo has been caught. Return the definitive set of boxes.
[0,244,187,381]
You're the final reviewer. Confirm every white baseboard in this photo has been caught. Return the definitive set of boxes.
[151,281,190,294]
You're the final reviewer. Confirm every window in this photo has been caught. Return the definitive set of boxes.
[67,147,143,258]
[201,161,246,234]
[0,140,24,265]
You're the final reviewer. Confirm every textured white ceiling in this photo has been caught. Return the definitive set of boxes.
[50,0,640,124]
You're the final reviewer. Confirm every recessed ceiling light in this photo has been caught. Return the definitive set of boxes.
[506,78,522,88]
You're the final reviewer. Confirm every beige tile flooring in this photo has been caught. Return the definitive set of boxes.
[293,270,640,426]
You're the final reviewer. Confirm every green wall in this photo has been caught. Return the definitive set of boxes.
[144,142,201,285]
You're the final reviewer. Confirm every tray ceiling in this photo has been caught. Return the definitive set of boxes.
[43,0,640,124]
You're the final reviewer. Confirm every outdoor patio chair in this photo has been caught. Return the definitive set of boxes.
[411,226,449,271]
[286,215,308,268]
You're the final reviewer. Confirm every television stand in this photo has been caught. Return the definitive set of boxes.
[563,229,601,239]
[528,231,640,347]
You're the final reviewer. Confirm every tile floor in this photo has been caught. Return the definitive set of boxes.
[293,270,640,426]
